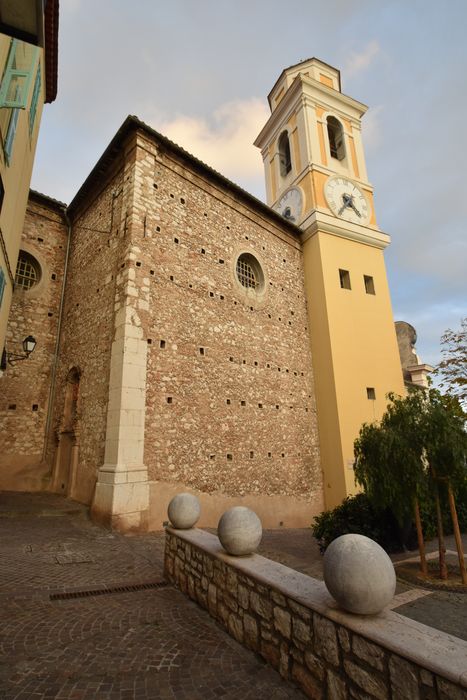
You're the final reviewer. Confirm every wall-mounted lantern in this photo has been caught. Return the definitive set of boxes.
[6,335,37,365]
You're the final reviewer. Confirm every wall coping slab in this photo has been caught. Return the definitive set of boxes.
[167,527,467,689]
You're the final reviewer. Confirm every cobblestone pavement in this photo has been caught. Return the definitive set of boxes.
[0,492,303,700]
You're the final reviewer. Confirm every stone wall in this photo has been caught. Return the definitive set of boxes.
[49,146,134,505]
[0,193,67,490]
[132,130,322,526]
[165,528,467,699]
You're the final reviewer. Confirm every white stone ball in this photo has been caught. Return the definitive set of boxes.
[218,506,262,556]
[323,534,396,615]
[167,493,200,529]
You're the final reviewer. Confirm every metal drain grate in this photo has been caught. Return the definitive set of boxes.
[50,580,169,601]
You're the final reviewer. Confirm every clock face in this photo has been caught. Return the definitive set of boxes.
[275,187,302,223]
[324,177,370,225]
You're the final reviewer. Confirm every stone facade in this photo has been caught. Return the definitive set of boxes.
[0,193,67,491]
[0,118,323,530]
[165,528,467,700]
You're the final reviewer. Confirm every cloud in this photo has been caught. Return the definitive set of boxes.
[147,98,269,197]
[344,40,381,78]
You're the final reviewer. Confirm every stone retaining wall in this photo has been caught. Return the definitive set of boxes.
[164,528,467,699]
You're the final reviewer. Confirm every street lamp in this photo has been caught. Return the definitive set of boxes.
[6,335,37,365]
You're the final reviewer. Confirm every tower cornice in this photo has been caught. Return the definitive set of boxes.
[300,211,390,250]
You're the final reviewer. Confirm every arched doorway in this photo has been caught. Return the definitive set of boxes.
[52,367,80,496]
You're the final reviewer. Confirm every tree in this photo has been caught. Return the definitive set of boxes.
[354,389,467,582]
[354,391,429,574]
[436,317,467,407]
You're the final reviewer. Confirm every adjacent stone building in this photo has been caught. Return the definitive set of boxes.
[0,58,410,531]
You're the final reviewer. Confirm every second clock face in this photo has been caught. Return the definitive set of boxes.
[275,187,303,223]
[325,177,370,225]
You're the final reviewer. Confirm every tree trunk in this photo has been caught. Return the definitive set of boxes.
[414,498,428,576]
[447,482,467,585]
[434,482,448,580]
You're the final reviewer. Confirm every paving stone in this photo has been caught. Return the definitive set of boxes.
[0,492,304,700]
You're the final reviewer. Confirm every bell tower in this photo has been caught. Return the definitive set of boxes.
[255,58,405,509]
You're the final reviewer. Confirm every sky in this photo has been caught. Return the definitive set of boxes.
[31,0,467,371]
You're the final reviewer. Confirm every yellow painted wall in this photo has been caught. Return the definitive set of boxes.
[0,35,45,352]
[302,230,405,508]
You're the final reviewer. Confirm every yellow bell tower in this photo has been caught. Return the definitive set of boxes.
[255,58,405,509]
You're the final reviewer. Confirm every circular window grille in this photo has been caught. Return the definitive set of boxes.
[236,253,264,292]
[15,251,41,290]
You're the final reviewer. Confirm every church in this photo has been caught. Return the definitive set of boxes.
[0,58,414,532]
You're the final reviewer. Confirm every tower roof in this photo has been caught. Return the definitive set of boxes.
[267,57,341,109]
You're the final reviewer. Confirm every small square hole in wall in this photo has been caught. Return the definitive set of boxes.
[48,312,53,317]
[240,400,246,406]
[8,404,16,410]
[160,340,166,349]
[167,397,173,404]
[281,453,285,458]
[136,261,141,267]
[254,361,258,366]
[169,275,174,281]
[229,356,234,362]
[226,399,231,405]
[153,183,158,189]
[339,269,351,290]
[180,198,185,204]
[242,360,246,365]
[170,193,174,199]
[276,405,280,410]
[220,295,224,300]
[364,275,376,295]
[199,347,205,356]
[147,339,152,345]
[51,273,56,280]
[268,452,272,458]
[367,387,376,400]
[156,226,161,232]
[150,270,155,275]
[219,259,224,264]
[209,291,214,297]
[258,403,263,408]
[32,404,38,411]
[227,453,233,461]
[210,454,215,460]
[250,451,254,459]
[201,248,205,254]
[174,237,179,244]
[37,237,44,243]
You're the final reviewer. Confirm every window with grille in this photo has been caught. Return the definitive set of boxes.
[236,256,258,289]
[235,253,265,295]
[15,251,40,290]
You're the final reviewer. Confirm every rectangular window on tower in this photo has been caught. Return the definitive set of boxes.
[339,269,351,290]
[364,275,375,295]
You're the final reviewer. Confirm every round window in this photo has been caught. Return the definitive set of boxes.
[15,251,41,290]
[235,253,264,293]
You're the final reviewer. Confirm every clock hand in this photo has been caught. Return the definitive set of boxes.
[349,200,361,217]
[338,193,352,216]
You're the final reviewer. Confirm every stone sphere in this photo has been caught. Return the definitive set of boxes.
[218,506,262,556]
[167,493,200,529]
[323,534,396,615]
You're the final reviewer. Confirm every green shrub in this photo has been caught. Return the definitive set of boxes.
[311,493,404,554]
[312,480,467,555]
